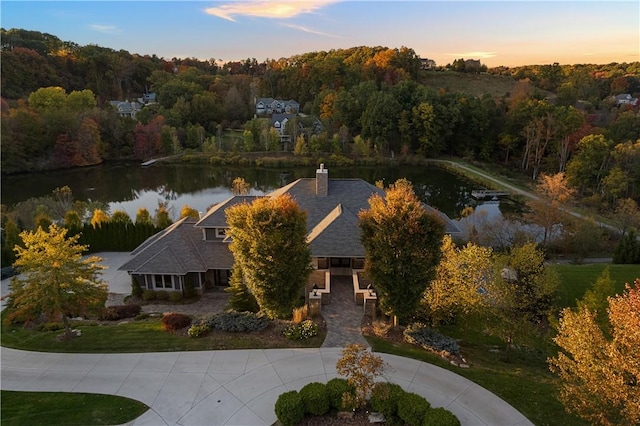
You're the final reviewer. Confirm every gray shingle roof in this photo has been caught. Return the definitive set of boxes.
[121,171,460,275]
[119,217,233,274]
[195,196,257,228]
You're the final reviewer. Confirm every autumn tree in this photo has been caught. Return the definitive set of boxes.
[91,208,109,228]
[5,224,108,339]
[154,202,173,229]
[525,172,574,248]
[226,194,312,319]
[336,344,386,409]
[484,243,559,358]
[110,210,132,224]
[179,205,199,220]
[549,280,640,426]
[135,207,152,225]
[422,236,493,331]
[231,177,250,196]
[359,179,445,325]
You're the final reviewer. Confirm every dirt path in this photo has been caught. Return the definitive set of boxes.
[431,159,621,235]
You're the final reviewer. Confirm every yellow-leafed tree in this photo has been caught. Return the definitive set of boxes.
[549,279,640,425]
[4,224,108,340]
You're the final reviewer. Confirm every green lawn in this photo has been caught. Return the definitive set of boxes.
[0,391,148,426]
[552,263,639,308]
[0,317,326,353]
[366,329,582,426]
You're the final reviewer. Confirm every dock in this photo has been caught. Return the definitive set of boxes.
[471,190,510,199]
[141,159,158,167]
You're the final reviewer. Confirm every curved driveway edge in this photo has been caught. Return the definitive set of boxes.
[1,347,532,426]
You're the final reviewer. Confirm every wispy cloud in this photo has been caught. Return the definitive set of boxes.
[447,51,497,59]
[88,24,121,35]
[204,0,338,22]
[280,23,342,38]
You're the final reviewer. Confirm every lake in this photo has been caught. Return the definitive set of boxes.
[1,162,507,222]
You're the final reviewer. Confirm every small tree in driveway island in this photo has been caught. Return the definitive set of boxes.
[226,194,312,319]
[359,178,445,326]
[4,224,108,339]
[336,344,386,409]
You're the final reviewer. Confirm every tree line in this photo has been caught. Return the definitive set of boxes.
[2,28,639,206]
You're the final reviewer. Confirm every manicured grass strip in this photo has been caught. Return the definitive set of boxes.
[0,390,148,426]
[0,316,325,353]
[552,263,639,308]
[366,335,583,426]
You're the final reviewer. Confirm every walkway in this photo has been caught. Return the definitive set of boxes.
[320,276,370,348]
[0,347,533,426]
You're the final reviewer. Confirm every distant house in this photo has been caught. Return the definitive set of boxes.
[255,97,299,116]
[271,113,297,135]
[614,94,638,107]
[119,166,460,299]
[139,92,157,105]
[109,100,142,118]
[420,58,436,70]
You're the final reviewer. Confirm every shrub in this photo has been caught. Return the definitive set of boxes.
[283,319,319,340]
[325,378,355,411]
[423,407,461,426]
[169,292,183,303]
[369,382,405,421]
[37,322,64,332]
[142,289,156,301]
[131,277,143,298]
[161,312,192,331]
[292,305,308,323]
[404,323,460,355]
[275,390,304,426]
[155,290,170,301]
[397,391,431,426]
[187,320,211,338]
[101,304,142,321]
[135,313,150,321]
[183,276,198,299]
[299,382,330,416]
[206,310,269,332]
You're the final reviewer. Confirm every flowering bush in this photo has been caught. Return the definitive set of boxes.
[187,321,211,338]
[284,319,318,340]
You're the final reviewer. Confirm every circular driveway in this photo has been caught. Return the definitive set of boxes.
[1,347,532,426]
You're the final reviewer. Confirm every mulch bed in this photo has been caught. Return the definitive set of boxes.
[297,410,385,425]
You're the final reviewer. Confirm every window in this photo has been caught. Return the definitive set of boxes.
[216,228,227,238]
[154,275,173,289]
[330,258,351,268]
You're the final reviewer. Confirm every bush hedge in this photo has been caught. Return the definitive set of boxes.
[100,304,141,321]
[325,378,355,411]
[397,391,431,426]
[155,290,170,301]
[369,382,405,421]
[161,312,192,331]
[275,390,304,426]
[299,382,330,416]
[403,323,460,355]
[206,311,269,332]
[142,289,156,301]
[283,319,319,340]
[423,407,461,426]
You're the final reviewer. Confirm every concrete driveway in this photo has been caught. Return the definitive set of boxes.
[0,347,532,426]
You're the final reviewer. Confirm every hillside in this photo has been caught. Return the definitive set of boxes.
[418,71,517,98]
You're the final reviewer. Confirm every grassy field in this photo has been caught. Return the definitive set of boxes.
[0,317,326,353]
[418,71,521,98]
[552,263,640,308]
[0,391,148,426]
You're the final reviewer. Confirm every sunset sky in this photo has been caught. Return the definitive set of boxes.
[2,1,638,67]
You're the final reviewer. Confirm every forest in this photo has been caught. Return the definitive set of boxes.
[2,28,640,208]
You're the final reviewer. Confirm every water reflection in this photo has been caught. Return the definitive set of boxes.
[2,162,517,223]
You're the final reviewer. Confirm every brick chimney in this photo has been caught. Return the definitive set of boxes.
[316,163,328,197]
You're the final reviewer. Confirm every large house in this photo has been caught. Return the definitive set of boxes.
[119,166,460,301]
[255,98,300,116]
